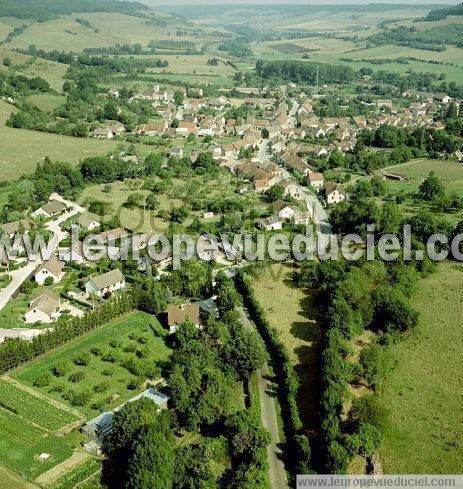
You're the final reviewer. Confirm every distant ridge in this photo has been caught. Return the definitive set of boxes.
[0,0,148,21]
[425,2,463,21]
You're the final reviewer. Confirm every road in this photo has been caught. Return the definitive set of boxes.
[238,307,289,489]
[0,200,84,311]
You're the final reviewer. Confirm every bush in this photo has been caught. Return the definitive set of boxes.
[69,371,85,383]
[51,361,71,377]
[44,276,54,286]
[34,373,52,387]
[73,352,91,366]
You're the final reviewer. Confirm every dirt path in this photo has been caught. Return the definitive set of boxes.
[238,307,289,489]
[35,451,90,486]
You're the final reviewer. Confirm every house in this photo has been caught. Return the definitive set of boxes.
[61,241,87,264]
[167,303,200,334]
[34,256,65,285]
[93,127,115,139]
[254,178,271,192]
[170,146,184,158]
[77,215,100,232]
[85,269,126,298]
[325,184,348,205]
[434,93,452,105]
[24,290,60,324]
[293,212,311,225]
[176,121,197,138]
[256,216,283,231]
[281,180,303,200]
[309,145,329,158]
[134,120,168,136]
[32,200,67,218]
[307,172,325,189]
[82,388,169,441]
[271,200,296,220]
[0,219,34,238]
[203,212,215,219]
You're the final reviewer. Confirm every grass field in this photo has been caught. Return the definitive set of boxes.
[252,262,321,434]
[0,465,39,489]
[0,49,68,91]
[26,94,66,112]
[379,261,463,473]
[0,101,153,181]
[12,311,171,417]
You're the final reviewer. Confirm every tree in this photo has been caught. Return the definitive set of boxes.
[126,428,174,489]
[126,192,144,208]
[261,128,269,139]
[173,91,184,106]
[419,171,445,201]
[145,192,159,210]
[3,57,12,67]
[263,185,284,203]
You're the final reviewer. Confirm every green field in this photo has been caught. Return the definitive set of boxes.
[252,263,321,434]
[0,49,68,91]
[379,261,463,473]
[26,94,66,112]
[383,159,463,192]
[12,312,171,417]
[0,101,153,181]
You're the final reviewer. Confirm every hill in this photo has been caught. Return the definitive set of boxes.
[0,0,148,21]
[425,2,463,21]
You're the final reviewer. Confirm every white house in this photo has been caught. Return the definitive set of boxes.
[77,215,100,231]
[256,216,283,231]
[32,200,67,219]
[271,200,296,220]
[307,172,325,189]
[325,184,348,205]
[34,256,65,285]
[61,241,87,264]
[85,269,126,298]
[24,290,61,324]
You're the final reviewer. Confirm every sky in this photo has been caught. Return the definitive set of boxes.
[144,1,452,5]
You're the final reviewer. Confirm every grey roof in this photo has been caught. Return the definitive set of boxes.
[89,269,125,291]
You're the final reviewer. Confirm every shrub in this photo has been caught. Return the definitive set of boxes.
[34,373,52,387]
[73,352,91,366]
[69,371,85,383]
[51,361,71,377]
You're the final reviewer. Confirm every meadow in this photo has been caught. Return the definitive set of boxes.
[0,101,153,181]
[379,261,463,473]
[0,49,68,91]
[12,311,172,417]
[252,262,321,434]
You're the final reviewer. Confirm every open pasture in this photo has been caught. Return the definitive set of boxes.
[379,261,463,473]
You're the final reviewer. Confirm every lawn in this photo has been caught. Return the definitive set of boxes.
[12,311,172,417]
[379,261,463,473]
[252,262,321,434]
[0,407,73,479]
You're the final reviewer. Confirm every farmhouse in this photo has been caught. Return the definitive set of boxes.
[34,256,65,285]
[85,269,126,298]
[167,303,200,334]
[24,290,61,324]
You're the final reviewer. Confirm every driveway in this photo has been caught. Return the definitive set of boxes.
[0,204,84,312]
